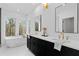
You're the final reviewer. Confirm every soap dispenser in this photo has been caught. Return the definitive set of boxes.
[42,27,48,37]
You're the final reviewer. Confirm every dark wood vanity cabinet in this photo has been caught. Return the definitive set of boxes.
[27,36,31,49]
[60,46,79,56]
[27,36,60,56]
[27,36,79,56]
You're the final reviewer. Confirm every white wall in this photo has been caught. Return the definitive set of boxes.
[42,4,56,36]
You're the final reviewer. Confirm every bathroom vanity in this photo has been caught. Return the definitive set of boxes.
[27,35,79,56]
[27,3,79,56]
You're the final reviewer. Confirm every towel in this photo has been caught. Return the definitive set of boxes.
[54,42,62,51]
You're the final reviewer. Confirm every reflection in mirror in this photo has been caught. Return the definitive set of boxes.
[62,17,74,33]
[34,15,42,32]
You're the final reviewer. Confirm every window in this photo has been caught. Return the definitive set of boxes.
[19,20,26,35]
[6,18,15,36]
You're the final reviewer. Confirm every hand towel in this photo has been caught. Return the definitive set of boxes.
[54,42,62,51]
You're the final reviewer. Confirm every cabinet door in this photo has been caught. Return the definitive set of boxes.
[27,36,31,49]
[29,36,60,56]
[37,38,47,56]
[30,36,38,55]
[61,46,79,56]
[37,38,60,56]
[42,40,60,56]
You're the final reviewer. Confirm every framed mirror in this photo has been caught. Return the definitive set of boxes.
[34,15,42,32]
[55,3,77,33]
[77,3,79,33]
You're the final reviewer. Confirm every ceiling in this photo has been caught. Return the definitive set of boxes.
[0,3,40,15]
[0,3,61,16]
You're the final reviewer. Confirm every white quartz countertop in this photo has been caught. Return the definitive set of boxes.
[30,34,79,51]
[63,40,79,50]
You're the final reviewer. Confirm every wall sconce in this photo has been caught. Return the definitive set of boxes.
[42,3,48,10]
[34,3,48,16]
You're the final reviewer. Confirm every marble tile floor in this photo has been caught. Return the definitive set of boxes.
[0,45,34,56]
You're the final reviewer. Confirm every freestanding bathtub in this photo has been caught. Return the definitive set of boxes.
[5,36,26,48]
